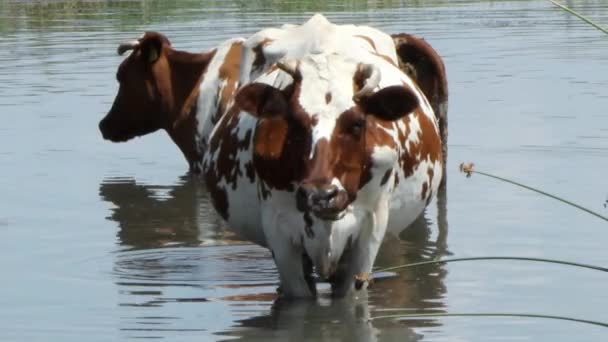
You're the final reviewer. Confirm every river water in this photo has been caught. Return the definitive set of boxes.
[1,0,608,341]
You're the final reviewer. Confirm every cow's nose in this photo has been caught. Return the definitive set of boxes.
[296,184,340,213]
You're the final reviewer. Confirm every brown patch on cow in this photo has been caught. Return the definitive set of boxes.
[426,167,435,197]
[380,169,392,186]
[212,41,243,124]
[325,92,332,104]
[360,115,398,189]
[355,35,377,52]
[204,106,253,218]
[252,38,274,73]
[251,81,312,191]
[421,181,428,200]
[398,110,442,179]
[254,118,288,159]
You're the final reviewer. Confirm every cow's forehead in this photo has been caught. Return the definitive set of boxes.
[294,55,359,153]
[297,54,358,118]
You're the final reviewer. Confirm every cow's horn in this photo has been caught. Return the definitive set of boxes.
[353,63,381,101]
[117,40,140,56]
[276,59,300,79]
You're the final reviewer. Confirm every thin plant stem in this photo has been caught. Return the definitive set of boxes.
[459,163,608,223]
[550,0,608,35]
[375,256,608,274]
[371,312,608,328]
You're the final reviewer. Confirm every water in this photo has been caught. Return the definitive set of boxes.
[1,0,608,340]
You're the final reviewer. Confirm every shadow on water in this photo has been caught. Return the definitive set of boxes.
[98,176,448,339]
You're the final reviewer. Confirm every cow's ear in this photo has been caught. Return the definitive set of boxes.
[359,85,419,121]
[392,33,447,139]
[235,83,289,118]
[139,32,169,64]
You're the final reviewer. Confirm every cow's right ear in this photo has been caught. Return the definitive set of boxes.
[235,83,289,118]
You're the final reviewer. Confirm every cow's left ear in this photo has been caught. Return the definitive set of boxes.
[235,83,289,118]
[358,85,419,121]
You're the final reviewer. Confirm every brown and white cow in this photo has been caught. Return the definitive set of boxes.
[202,15,447,297]
[100,15,447,298]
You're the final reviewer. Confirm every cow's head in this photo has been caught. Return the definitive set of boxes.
[235,55,419,278]
[99,32,214,168]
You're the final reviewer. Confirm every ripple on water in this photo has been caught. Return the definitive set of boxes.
[113,245,276,287]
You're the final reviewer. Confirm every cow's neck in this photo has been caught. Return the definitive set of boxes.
[166,100,201,172]
[163,49,216,173]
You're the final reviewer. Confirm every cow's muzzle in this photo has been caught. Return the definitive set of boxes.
[99,116,133,142]
[296,184,349,221]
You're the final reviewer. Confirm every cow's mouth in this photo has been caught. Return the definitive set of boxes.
[311,206,347,221]
[99,119,155,143]
[99,119,133,142]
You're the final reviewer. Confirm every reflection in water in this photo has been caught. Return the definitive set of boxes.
[99,174,231,249]
[223,295,418,342]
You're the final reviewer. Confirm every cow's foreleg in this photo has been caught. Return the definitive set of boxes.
[331,200,390,297]
[269,241,317,298]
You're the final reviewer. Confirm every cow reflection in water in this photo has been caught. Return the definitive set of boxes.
[99,174,230,249]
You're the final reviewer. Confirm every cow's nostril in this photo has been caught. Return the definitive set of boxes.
[296,186,310,212]
[318,185,338,201]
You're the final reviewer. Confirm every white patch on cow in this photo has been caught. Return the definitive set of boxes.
[371,145,397,168]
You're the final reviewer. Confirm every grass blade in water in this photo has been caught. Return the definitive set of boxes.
[371,312,608,328]
[375,256,608,274]
[549,0,608,35]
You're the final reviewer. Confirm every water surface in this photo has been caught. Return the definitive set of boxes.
[1,0,608,341]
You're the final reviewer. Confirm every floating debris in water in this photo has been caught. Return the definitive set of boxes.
[459,162,475,177]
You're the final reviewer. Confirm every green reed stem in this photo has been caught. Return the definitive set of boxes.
[375,256,608,274]
[460,164,608,223]
[371,312,608,328]
[550,0,608,35]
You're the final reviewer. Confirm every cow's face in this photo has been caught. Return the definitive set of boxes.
[99,32,173,142]
[236,56,419,220]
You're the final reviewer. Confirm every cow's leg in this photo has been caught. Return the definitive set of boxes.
[270,241,317,298]
[331,201,390,296]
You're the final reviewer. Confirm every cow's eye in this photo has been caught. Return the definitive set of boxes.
[348,119,365,137]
